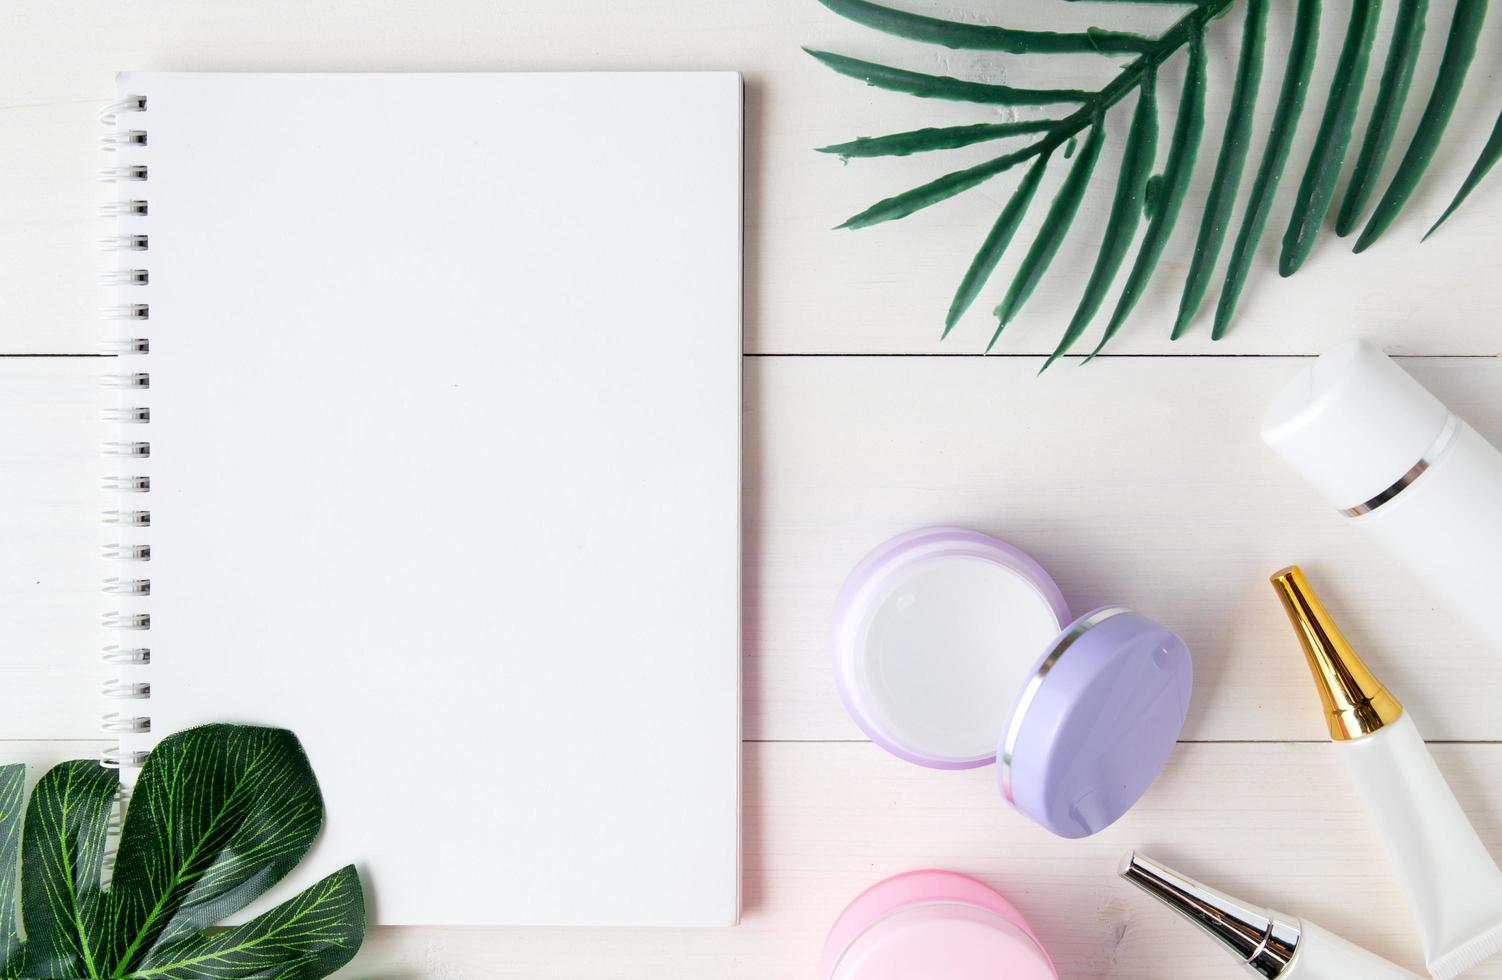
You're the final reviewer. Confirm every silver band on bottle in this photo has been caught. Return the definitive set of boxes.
[1341,414,1461,518]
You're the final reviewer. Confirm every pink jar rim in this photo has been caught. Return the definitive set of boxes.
[820,871,1057,980]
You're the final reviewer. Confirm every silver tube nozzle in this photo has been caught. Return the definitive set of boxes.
[1120,852,1301,979]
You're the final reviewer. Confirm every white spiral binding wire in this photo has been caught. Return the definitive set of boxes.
[101,93,151,774]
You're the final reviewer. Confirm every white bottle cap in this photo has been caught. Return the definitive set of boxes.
[1262,340,1452,513]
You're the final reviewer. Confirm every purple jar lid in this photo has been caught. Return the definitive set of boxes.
[999,606,1192,838]
[832,528,1192,838]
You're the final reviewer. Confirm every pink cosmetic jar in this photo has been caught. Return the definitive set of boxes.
[820,870,1058,980]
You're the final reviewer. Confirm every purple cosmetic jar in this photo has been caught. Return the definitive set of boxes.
[832,527,1193,838]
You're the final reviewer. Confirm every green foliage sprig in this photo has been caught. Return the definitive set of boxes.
[809,0,1500,364]
[0,725,364,980]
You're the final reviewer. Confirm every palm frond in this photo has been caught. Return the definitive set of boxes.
[804,49,1093,105]
[992,116,1107,348]
[818,120,1057,159]
[815,0,1154,54]
[1093,18,1206,359]
[1172,0,1265,340]
[809,0,1498,357]
[1338,0,1429,236]
[1211,0,1319,339]
[1356,0,1490,252]
[837,143,1048,229]
[1049,68,1159,370]
[1426,107,1502,238]
[1280,0,1380,276]
[946,152,1053,334]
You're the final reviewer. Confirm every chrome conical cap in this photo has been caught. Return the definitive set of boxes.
[1120,852,1300,979]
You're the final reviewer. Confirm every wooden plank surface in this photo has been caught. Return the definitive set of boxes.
[7,1,1502,977]
[12,355,1502,741]
[746,354,1502,743]
[0,358,103,740]
[1,0,1500,354]
[8,738,1502,979]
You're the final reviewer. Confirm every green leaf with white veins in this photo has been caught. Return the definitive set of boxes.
[0,724,364,980]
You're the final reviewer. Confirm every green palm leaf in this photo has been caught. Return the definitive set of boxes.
[1,726,364,980]
[809,0,1500,356]
[836,143,1048,229]
[1337,0,1429,236]
[1049,68,1159,370]
[1280,0,1380,276]
[1213,0,1321,338]
[814,0,1153,54]
[1094,19,1206,358]
[803,49,1092,105]
[1171,0,1265,340]
[992,115,1107,345]
[1356,0,1490,252]
[1426,107,1502,238]
[817,120,1058,159]
[945,151,1053,334]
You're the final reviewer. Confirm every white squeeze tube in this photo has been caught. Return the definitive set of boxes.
[1262,339,1502,654]
[1122,852,1422,979]
[1272,567,1502,980]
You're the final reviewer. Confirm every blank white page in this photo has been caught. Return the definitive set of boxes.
[112,72,741,927]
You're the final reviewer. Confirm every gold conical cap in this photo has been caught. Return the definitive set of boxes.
[1270,566,1404,741]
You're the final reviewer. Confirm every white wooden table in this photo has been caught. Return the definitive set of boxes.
[4,1,1502,976]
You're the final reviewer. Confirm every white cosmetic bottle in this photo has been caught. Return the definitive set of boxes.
[1122,852,1422,979]
[1272,567,1502,980]
[1263,339,1502,651]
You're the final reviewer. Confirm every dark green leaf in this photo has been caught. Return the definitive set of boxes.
[838,142,1047,229]
[21,760,118,980]
[991,116,1107,346]
[1098,20,1207,356]
[804,49,1093,105]
[1281,0,1380,275]
[0,765,24,976]
[1213,0,1321,339]
[1356,0,1489,252]
[0,728,363,980]
[1426,106,1502,238]
[817,120,1057,159]
[105,725,325,977]
[1337,0,1429,236]
[1143,175,1165,220]
[815,0,1153,54]
[944,151,1053,335]
[1048,67,1160,370]
[125,865,364,980]
[811,0,1496,354]
[1171,0,1267,339]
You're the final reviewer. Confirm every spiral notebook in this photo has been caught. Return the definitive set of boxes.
[100,72,742,927]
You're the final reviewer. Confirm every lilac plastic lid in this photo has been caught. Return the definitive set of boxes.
[999,606,1192,838]
[832,528,1192,838]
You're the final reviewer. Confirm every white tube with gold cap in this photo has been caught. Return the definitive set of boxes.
[1271,566,1502,980]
